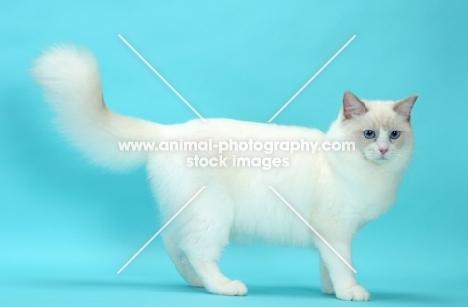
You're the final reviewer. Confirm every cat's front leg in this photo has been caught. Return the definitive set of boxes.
[320,258,334,295]
[316,240,370,301]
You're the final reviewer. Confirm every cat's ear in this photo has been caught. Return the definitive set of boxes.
[394,95,418,122]
[343,91,366,119]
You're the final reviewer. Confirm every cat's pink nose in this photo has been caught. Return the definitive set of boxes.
[379,148,388,155]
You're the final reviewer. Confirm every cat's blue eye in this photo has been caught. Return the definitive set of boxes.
[363,130,375,139]
[390,130,401,139]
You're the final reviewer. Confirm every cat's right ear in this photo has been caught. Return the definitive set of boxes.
[343,91,366,119]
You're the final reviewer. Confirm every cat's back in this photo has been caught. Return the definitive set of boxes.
[162,118,325,142]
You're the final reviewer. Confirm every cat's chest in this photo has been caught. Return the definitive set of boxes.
[336,172,399,220]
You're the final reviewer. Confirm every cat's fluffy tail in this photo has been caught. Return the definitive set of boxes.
[32,45,159,170]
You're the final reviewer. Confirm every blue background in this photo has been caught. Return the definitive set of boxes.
[1,0,467,306]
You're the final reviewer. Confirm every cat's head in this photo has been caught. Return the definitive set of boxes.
[330,91,417,164]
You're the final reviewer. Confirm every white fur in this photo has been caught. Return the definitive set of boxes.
[33,46,417,301]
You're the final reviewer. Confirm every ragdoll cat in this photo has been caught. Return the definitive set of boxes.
[32,46,417,301]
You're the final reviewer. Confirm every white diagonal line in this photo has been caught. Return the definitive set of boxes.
[268,34,356,122]
[269,186,357,273]
[117,186,206,274]
[118,34,207,122]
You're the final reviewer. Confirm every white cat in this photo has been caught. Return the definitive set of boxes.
[32,46,417,301]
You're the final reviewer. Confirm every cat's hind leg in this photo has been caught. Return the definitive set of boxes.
[164,239,204,288]
[170,203,247,296]
[157,183,247,296]
[186,246,248,296]
[185,242,248,296]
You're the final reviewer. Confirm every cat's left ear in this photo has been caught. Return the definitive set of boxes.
[394,95,418,122]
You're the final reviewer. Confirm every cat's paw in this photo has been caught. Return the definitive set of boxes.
[335,285,370,301]
[207,280,248,296]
